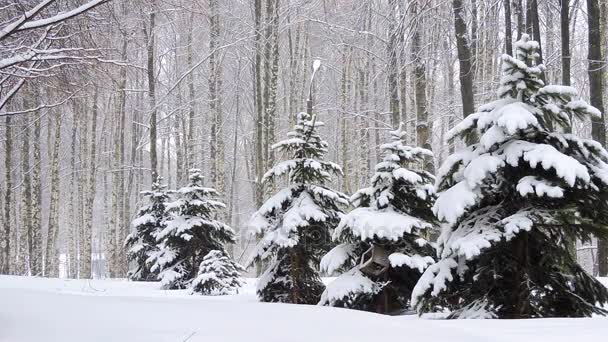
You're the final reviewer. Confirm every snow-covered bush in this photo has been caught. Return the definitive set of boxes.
[190,250,245,295]
[319,125,436,313]
[248,112,348,304]
[412,35,608,318]
[124,177,169,281]
[149,169,236,290]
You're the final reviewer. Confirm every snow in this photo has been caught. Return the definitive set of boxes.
[501,212,534,239]
[411,258,458,302]
[1,276,608,341]
[319,268,379,306]
[335,207,432,241]
[388,253,435,273]
[494,102,539,134]
[392,168,423,183]
[433,181,478,224]
[320,243,356,274]
[517,176,564,198]
[463,155,504,187]
[567,100,602,118]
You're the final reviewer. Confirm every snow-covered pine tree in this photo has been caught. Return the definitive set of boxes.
[248,112,349,304]
[412,34,608,318]
[190,250,245,295]
[319,124,436,313]
[149,169,236,289]
[124,177,168,281]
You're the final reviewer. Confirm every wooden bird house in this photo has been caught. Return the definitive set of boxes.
[360,245,389,277]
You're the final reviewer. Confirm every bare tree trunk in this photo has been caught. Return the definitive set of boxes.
[504,0,513,55]
[387,0,400,129]
[44,115,62,277]
[18,116,32,275]
[30,103,42,276]
[515,0,524,40]
[147,3,158,182]
[263,0,280,174]
[287,7,301,125]
[588,0,608,276]
[209,0,226,199]
[412,2,433,173]
[339,48,351,194]
[109,113,119,278]
[561,0,571,86]
[253,0,265,210]
[470,0,479,68]
[530,0,545,82]
[398,2,408,126]
[118,36,128,277]
[186,12,197,171]
[81,89,99,279]
[2,116,12,274]
[452,0,476,144]
[67,111,78,278]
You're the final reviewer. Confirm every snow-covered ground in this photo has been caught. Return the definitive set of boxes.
[1,276,608,342]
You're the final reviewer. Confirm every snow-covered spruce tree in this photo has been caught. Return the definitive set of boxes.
[124,177,169,281]
[190,250,245,295]
[412,35,608,319]
[149,169,236,289]
[248,112,348,304]
[319,124,436,313]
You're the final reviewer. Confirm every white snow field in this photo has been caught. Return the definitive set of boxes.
[1,276,608,342]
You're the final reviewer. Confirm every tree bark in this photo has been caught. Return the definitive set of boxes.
[18,116,32,275]
[263,0,280,175]
[412,2,433,173]
[561,0,571,86]
[588,0,608,276]
[2,116,12,274]
[452,0,476,144]
[253,0,265,210]
[504,0,513,55]
[515,0,524,39]
[209,0,226,199]
[44,115,62,277]
[30,102,42,276]
[387,0,400,129]
[81,89,99,279]
[147,3,158,182]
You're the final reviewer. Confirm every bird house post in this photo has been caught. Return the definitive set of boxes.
[359,245,390,277]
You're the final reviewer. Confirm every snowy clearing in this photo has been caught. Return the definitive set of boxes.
[1,276,608,342]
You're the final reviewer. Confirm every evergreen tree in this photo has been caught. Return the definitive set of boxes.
[319,124,436,313]
[248,112,348,304]
[190,250,245,295]
[150,169,235,289]
[412,35,608,318]
[124,177,168,281]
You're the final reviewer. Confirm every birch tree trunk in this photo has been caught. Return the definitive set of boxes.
[68,111,78,278]
[44,115,62,277]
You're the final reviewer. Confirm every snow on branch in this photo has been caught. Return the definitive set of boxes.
[10,0,111,34]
